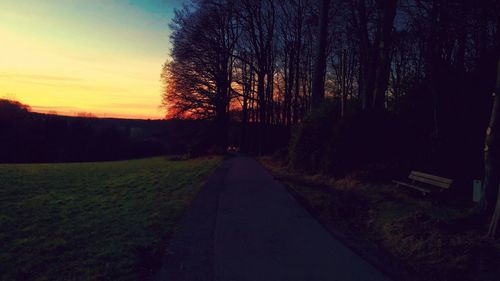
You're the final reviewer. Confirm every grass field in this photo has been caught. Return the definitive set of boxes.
[0,156,221,281]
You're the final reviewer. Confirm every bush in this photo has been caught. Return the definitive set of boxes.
[271,146,289,164]
[288,100,338,172]
[288,104,408,176]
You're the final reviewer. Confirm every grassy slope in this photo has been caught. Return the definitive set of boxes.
[0,157,221,281]
[260,157,500,281]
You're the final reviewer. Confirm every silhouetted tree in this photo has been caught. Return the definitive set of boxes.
[163,0,239,151]
[311,0,331,108]
[351,0,398,111]
[486,59,500,238]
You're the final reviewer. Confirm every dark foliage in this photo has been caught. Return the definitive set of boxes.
[0,99,222,163]
[289,104,406,177]
[323,110,404,176]
[288,98,490,196]
[289,100,338,172]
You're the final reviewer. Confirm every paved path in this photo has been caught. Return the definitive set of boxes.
[154,156,390,281]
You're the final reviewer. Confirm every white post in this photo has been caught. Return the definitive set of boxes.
[473,179,483,203]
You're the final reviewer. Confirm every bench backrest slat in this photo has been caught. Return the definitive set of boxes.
[409,171,452,189]
[411,171,452,184]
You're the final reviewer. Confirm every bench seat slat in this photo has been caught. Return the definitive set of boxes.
[410,171,452,184]
[392,180,431,193]
[408,174,451,189]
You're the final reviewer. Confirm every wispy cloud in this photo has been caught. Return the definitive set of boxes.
[104,102,162,109]
[31,105,82,111]
[0,73,81,82]
[0,73,126,92]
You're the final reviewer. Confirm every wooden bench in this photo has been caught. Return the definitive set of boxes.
[393,171,452,195]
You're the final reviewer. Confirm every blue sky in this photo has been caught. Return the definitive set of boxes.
[0,0,186,119]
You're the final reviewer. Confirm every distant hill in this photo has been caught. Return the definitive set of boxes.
[0,99,218,163]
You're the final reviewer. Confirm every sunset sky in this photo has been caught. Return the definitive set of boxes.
[0,0,184,119]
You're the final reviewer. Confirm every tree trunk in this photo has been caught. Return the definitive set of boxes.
[241,62,250,152]
[354,0,374,111]
[215,73,229,153]
[285,51,294,126]
[341,49,347,116]
[372,0,398,110]
[486,58,500,238]
[310,0,331,109]
[257,70,266,154]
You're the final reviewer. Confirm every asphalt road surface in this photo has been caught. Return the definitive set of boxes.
[154,156,390,281]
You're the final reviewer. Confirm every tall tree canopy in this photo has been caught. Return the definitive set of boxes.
[163,0,500,157]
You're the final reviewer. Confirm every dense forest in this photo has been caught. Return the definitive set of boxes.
[162,0,500,234]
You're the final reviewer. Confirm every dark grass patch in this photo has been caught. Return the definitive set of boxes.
[0,156,221,281]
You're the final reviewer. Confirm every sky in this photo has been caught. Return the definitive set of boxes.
[0,0,185,119]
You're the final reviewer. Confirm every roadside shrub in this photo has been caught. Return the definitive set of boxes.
[163,120,218,157]
[288,103,408,176]
[272,147,289,165]
[288,100,337,172]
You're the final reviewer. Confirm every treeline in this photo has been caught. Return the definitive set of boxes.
[0,99,228,163]
[163,0,499,154]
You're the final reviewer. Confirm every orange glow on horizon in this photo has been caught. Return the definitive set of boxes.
[30,105,164,120]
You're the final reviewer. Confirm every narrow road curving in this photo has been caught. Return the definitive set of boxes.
[154,156,390,281]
